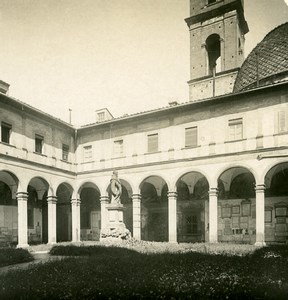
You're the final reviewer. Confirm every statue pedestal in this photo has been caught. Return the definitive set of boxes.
[100,204,131,241]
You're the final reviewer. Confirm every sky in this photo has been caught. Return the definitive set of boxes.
[0,0,287,125]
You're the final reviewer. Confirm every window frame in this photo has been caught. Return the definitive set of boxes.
[62,144,69,161]
[83,145,93,162]
[35,134,44,154]
[113,139,124,158]
[185,126,198,148]
[228,118,243,141]
[147,133,159,153]
[1,122,12,144]
[278,110,287,133]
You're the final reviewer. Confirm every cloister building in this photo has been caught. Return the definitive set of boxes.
[0,0,288,248]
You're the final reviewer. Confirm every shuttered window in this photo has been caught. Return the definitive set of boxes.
[228,118,243,140]
[185,127,198,147]
[147,133,158,153]
[113,139,123,157]
[278,111,286,133]
[83,145,92,162]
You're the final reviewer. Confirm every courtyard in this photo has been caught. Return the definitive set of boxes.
[0,241,287,299]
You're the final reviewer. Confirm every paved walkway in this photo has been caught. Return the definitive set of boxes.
[0,252,66,275]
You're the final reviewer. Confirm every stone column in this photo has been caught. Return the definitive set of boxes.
[208,188,218,243]
[71,198,81,242]
[100,196,109,230]
[132,194,141,240]
[47,196,57,244]
[17,192,29,248]
[168,191,177,243]
[255,184,266,246]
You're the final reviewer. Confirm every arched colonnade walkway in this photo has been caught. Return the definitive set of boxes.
[0,160,288,247]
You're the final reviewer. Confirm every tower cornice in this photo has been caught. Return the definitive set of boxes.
[185,0,249,34]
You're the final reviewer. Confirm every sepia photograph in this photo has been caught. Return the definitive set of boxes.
[0,0,288,299]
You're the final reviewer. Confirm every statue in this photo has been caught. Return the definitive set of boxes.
[110,170,122,205]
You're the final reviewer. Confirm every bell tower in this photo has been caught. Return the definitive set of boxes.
[185,0,249,101]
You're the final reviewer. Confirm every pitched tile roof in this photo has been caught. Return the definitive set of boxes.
[233,22,288,93]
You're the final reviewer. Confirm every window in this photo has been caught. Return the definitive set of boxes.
[206,34,221,75]
[229,118,243,140]
[62,144,69,161]
[185,215,198,234]
[98,112,105,122]
[113,139,123,157]
[35,134,44,154]
[278,111,287,133]
[208,0,216,4]
[1,122,11,144]
[185,127,198,148]
[147,133,158,153]
[83,145,92,162]
[28,207,34,228]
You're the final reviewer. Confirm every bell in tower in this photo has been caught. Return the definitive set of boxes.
[185,0,249,101]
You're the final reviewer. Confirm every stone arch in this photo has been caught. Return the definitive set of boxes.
[56,182,73,242]
[139,175,168,242]
[264,162,288,243]
[78,182,101,241]
[27,176,50,244]
[172,167,213,192]
[217,167,256,244]
[206,33,221,75]
[0,170,19,245]
[176,171,209,243]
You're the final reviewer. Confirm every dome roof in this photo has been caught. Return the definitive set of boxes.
[233,23,288,93]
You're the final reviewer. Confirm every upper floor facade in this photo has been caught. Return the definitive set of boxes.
[1,81,288,178]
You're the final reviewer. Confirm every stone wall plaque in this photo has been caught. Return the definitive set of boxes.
[275,207,287,217]
[240,216,248,223]
[232,205,240,214]
[275,223,287,232]
[276,216,286,224]
[242,202,251,216]
[232,216,240,225]
[222,206,231,218]
[265,207,272,223]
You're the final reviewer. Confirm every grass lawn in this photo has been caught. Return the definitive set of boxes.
[0,243,288,299]
[0,248,34,268]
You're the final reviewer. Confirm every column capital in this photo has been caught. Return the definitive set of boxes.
[167,191,177,198]
[132,194,141,202]
[208,188,218,196]
[100,196,109,203]
[47,196,57,204]
[16,192,28,200]
[71,198,81,206]
[255,184,265,193]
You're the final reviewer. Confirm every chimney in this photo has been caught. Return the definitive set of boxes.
[0,80,10,95]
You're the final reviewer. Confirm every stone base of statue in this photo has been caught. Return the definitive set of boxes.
[100,204,131,241]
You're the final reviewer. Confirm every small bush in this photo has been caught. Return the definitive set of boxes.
[0,248,34,268]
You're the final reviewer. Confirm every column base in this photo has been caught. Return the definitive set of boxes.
[17,243,29,249]
[254,241,266,247]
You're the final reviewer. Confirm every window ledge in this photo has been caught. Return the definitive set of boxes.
[33,152,47,157]
[60,159,72,165]
[0,142,16,148]
[182,145,199,150]
[111,156,126,160]
[274,131,288,136]
[144,151,161,155]
[81,160,95,165]
[224,138,247,144]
